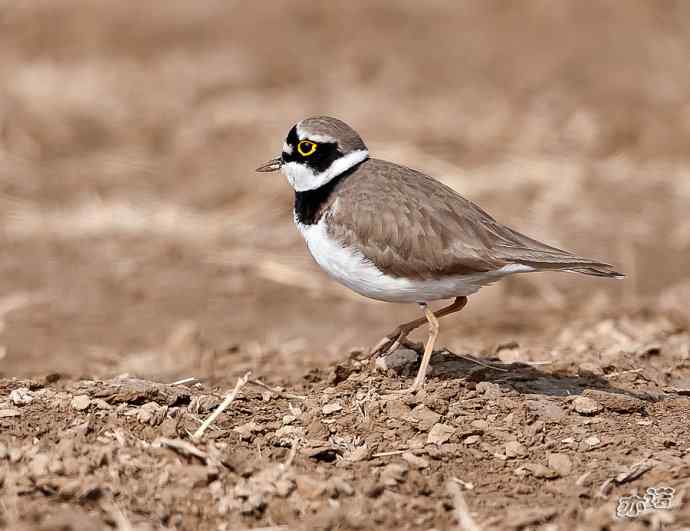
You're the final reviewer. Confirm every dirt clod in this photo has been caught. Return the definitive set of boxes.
[547,452,573,476]
[505,441,528,458]
[427,423,455,445]
[375,349,418,372]
[582,389,646,413]
[572,396,603,415]
[409,405,441,431]
[70,394,91,411]
[9,388,33,406]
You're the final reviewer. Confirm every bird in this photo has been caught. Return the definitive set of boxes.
[256,116,623,393]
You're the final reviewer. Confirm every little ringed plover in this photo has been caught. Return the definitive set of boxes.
[257,116,623,393]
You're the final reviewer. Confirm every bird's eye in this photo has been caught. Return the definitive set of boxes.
[297,140,317,157]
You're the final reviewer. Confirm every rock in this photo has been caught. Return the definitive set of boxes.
[92,399,112,410]
[282,414,297,425]
[505,441,528,458]
[89,377,189,406]
[401,452,429,469]
[525,399,567,420]
[572,396,602,415]
[322,402,343,415]
[427,423,455,445]
[137,401,167,425]
[584,435,601,448]
[408,404,441,431]
[547,453,572,476]
[233,421,263,441]
[274,425,305,442]
[343,445,369,462]
[0,408,21,418]
[615,461,653,484]
[305,418,329,439]
[582,389,645,413]
[464,435,481,445]
[70,395,91,411]
[9,388,33,406]
[476,381,502,398]
[375,348,418,371]
[470,419,488,431]
[385,398,411,419]
[578,363,604,376]
[380,463,407,486]
[517,462,559,479]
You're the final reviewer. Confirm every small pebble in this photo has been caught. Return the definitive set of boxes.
[71,395,91,411]
[375,348,418,371]
[573,396,603,415]
[464,435,481,445]
[427,423,455,445]
[401,451,429,469]
[9,388,33,406]
[584,435,601,447]
[505,441,528,458]
[322,402,343,415]
[409,404,441,431]
[547,452,573,476]
[476,382,502,398]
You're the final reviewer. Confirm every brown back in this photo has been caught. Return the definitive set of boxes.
[324,159,618,280]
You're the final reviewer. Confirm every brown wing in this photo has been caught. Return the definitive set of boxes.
[326,159,621,280]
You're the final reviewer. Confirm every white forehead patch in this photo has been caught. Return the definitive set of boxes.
[282,141,293,155]
[296,122,336,144]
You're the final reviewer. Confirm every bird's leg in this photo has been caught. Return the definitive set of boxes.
[408,303,440,392]
[383,302,444,395]
[369,296,468,358]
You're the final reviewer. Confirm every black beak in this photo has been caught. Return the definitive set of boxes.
[255,156,282,173]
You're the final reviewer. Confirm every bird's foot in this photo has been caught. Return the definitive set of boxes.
[382,379,424,396]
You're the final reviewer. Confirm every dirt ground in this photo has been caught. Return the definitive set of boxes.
[1,1,690,530]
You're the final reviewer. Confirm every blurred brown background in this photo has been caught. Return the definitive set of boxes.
[1,1,689,382]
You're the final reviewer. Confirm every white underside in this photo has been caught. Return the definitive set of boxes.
[296,217,534,303]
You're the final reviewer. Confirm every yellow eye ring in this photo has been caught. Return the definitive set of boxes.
[297,140,317,157]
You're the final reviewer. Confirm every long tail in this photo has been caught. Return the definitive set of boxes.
[486,221,624,279]
[493,243,624,279]
[566,266,625,278]
[504,254,624,279]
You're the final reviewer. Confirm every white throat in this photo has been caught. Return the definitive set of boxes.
[281,150,369,192]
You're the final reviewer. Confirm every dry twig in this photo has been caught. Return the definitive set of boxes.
[156,437,208,461]
[249,378,306,400]
[371,449,422,458]
[193,371,251,440]
[447,480,482,531]
[170,376,199,386]
[453,352,508,372]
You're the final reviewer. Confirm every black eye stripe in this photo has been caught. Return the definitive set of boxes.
[282,138,342,172]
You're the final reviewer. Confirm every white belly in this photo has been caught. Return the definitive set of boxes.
[296,217,532,303]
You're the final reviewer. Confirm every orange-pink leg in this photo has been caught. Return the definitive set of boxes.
[369,296,468,358]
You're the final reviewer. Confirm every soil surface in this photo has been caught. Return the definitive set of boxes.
[2,311,690,530]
